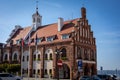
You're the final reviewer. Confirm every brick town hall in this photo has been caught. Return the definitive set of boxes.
[0,5,97,79]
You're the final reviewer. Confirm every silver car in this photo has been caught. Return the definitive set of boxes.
[0,73,22,80]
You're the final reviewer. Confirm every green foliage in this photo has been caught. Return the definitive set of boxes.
[0,64,21,74]
[61,57,68,60]
[37,58,41,61]
[49,57,53,60]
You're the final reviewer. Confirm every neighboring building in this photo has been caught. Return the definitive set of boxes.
[0,43,4,63]
[2,6,97,79]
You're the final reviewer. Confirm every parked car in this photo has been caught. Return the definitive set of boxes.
[97,74,112,80]
[80,76,91,80]
[112,74,118,80]
[0,73,22,80]
[91,75,101,80]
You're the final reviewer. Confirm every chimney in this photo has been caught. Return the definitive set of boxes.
[58,17,64,31]
[81,7,86,19]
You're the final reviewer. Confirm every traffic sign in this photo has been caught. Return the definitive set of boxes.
[78,60,82,72]
[57,59,62,67]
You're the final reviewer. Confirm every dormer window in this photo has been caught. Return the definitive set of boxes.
[46,36,55,42]
[16,39,20,45]
[35,37,43,44]
[62,34,70,39]
[37,38,42,43]
[24,40,28,45]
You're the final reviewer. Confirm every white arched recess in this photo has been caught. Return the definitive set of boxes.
[33,50,41,77]
[44,49,53,78]
[22,50,29,72]
[3,52,9,61]
[12,51,19,61]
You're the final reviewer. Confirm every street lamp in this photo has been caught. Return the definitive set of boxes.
[55,47,62,80]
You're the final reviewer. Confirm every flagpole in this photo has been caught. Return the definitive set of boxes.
[35,43,38,80]
[21,39,23,77]
[35,33,38,80]
[28,33,30,80]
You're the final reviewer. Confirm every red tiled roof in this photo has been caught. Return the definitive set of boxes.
[10,18,79,45]
[31,18,79,40]
[12,26,32,44]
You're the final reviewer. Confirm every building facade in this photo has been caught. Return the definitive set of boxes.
[2,7,97,79]
[0,43,4,64]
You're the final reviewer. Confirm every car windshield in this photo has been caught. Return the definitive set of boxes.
[0,73,14,77]
[80,76,91,80]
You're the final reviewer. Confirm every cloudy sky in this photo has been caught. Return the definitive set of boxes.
[0,0,120,70]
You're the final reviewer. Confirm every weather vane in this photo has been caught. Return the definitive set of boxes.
[36,0,38,11]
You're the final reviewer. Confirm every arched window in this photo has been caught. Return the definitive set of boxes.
[38,54,40,61]
[22,69,24,74]
[33,54,36,61]
[22,56,24,61]
[49,53,52,60]
[27,68,28,73]
[5,54,8,61]
[83,28,84,37]
[77,47,82,59]
[38,69,40,74]
[37,18,40,22]
[33,69,35,74]
[84,49,88,60]
[27,56,29,61]
[45,69,47,75]
[91,50,95,61]
[33,18,35,22]
[49,69,52,75]
[61,48,67,58]
[85,29,88,38]
[13,53,17,61]
[45,54,48,60]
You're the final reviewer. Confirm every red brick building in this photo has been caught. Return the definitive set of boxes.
[2,7,97,79]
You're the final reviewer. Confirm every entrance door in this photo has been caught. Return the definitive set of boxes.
[59,64,70,79]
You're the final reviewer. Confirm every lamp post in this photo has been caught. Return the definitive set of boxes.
[55,47,62,80]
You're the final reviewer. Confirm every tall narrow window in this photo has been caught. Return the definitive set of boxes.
[84,49,88,60]
[83,28,84,37]
[33,54,36,61]
[49,53,52,60]
[33,69,35,74]
[49,69,52,75]
[77,48,82,59]
[27,56,29,61]
[27,68,28,73]
[45,69,47,75]
[22,56,24,61]
[61,48,67,60]
[45,54,48,60]
[14,53,17,61]
[5,54,8,61]
[33,18,35,22]
[22,69,24,74]
[38,54,40,61]
[38,69,40,74]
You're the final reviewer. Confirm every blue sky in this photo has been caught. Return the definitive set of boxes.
[0,0,120,70]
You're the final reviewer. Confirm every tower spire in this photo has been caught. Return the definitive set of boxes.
[32,0,42,30]
[36,0,39,14]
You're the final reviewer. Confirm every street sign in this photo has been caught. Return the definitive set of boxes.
[78,60,82,72]
[57,59,62,67]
